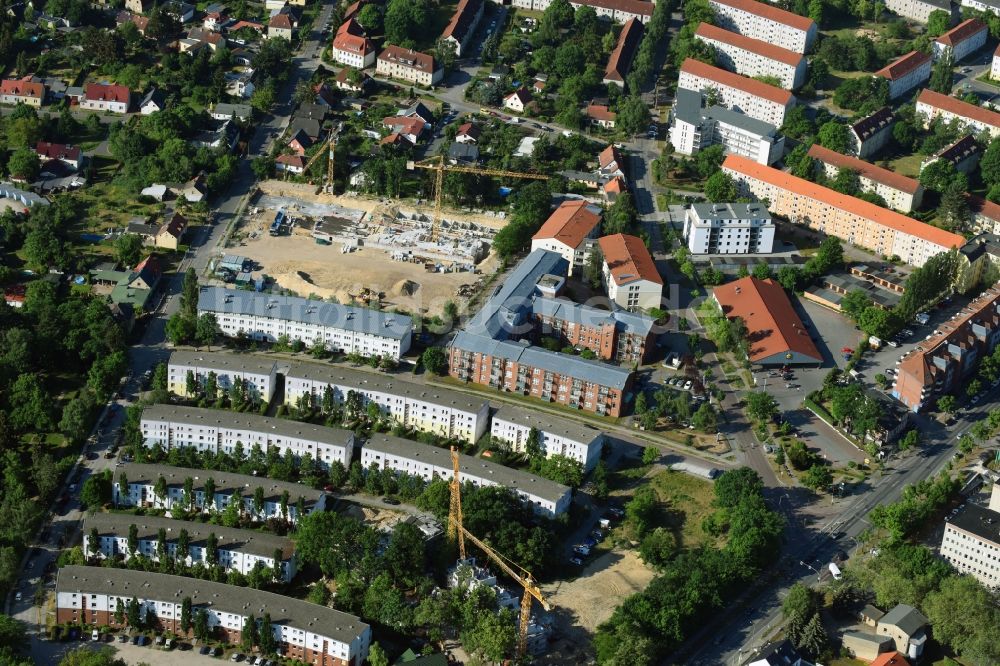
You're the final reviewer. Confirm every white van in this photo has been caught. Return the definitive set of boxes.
[828,562,842,580]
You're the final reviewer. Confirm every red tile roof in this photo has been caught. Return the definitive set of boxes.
[276,154,306,168]
[159,212,187,239]
[968,193,1000,222]
[533,200,602,249]
[598,233,663,286]
[599,144,624,171]
[442,0,482,43]
[806,144,921,195]
[713,277,821,363]
[875,50,931,80]
[382,115,425,137]
[605,18,644,82]
[269,13,293,29]
[917,88,1000,131]
[694,22,803,67]
[709,0,815,31]
[722,154,965,249]
[579,0,653,16]
[936,18,986,47]
[85,83,130,104]
[336,17,363,35]
[35,141,81,162]
[378,45,437,74]
[0,79,45,99]
[456,122,481,139]
[333,31,373,55]
[505,88,532,106]
[870,653,911,666]
[586,103,617,122]
[604,176,627,194]
[680,58,793,106]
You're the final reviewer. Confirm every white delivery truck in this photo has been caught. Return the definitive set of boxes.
[828,562,843,580]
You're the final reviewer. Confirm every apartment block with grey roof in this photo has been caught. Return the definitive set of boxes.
[167,350,278,403]
[490,405,605,471]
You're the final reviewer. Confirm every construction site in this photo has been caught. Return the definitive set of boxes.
[227,181,503,316]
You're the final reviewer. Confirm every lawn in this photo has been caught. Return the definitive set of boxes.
[889,153,925,178]
[647,469,719,549]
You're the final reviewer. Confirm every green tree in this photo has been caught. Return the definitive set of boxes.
[241,613,258,652]
[929,49,954,93]
[937,394,957,413]
[802,464,833,491]
[817,121,849,153]
[704,171,738,201]
[180,597,192,633]
[258,613,276,654]
[641,446,659,465]
[421,347,448,375]
[7,147,40,182]
[744,392,778,424]
[617,96,651,136]
[367,643,390,666]
[166,313,196,346]
[195,313,219,349]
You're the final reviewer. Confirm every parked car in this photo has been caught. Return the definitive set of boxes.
[200,646,212,655]
[231,654,245,663]
[92,630,100,642]
[13,592,21,602]
[381,497,401,505]
[887,340,899,348]
[683,380,693,391]
[118,635,129,644]
[569,556,583,566]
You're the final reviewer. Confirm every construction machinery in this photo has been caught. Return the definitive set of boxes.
[448,446,552,659]
[407,155,549,242]
[302,126,338,193]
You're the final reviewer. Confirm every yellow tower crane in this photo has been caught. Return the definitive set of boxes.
[302,127,337,192]
[448,447,552,659]
[407,155,549,241]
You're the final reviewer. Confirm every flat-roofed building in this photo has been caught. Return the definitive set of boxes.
[530,200,603,275]
[849,107,895,159]
[876,51,932,100]
[694,22,806,89]
[113,463,328,523]
[283,363,489,444]
[707,0,816,53]
[677,58,795,127]
[684,202,775,254]
[56,566,370,665]
[197,286,412,360]
[807,144,924,213]
[490,405,605,471]
[916,88,1000,138]
[362,434,572,516]
[940,484,1000,589]
[885,0,954,22]
[167,351,278,403]
[669,89,784,165]
[598,233,664,310]
[82,513,297,582]
[933,18,987,62]
[722,154,965,267]
[139,404,355,468]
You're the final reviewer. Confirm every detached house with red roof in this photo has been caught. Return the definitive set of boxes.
[1,79,46,107]
[598,233,663,311]
[382,116,426,144]
[503,88,532,114]
[267,5,299,40]
[713,276,822,366]
[586,102,617,128]
[455,122,481,144]
[694,22,807,90]
[441,0,483,57]
[35,142,82,171]
[81,83,131,113]
[275,154,306,174]
[332,19,376,69]
[598,144,626,179]
[530,200,603,276]
[876,51,931,100]
[155,212,188,250]
[933,18,987,63]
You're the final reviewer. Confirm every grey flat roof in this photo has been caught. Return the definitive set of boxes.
[285,362,488,413]
[198,286,412,341]
[948,502,1000,547]
[141,404,353,447]
[450,332,632,389]
[673,88,778,137]
[365,434,570,503]
[689,202,771,222]
[120,463,325,504]
[57,566,368,644]
[466,249,568,339]
[83,512,293,559]
[492,404,604,444]
[168,351,278,376]
[532,297,655,336]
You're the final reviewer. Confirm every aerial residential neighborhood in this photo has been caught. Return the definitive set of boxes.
[3,0,1000,662]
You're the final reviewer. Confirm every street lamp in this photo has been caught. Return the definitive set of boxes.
[800,560,821,581]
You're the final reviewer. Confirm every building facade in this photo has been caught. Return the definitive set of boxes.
[511,0,653,23]
[939,485,1000,589]
[80,83,131,113]
[933,18,987,62]
[167,350,278,403]
[603,18,644,86]
[598,233,664,310]
[332,21,376,69]
[283,363,490,444]
[531,297,656,364]
[441,0,483,57]
[721,154,965,267]
[529,200,602,276]
[56,567,370,665]
[677,58,795,127]
[197,286,412,360]
[916,88,1000,138]
[807,144,924,213]
[707,0,817,53]
[885,0,954,21]
[992,43,1000,80]
[490,405,605,471]
[375,46,442,86]
[684,202,775,254]
[669,89,784,165]
[849,107,895,159]
[361,434,572,516]
[694,22,807,90]
[0,79,45,106]
[876,51,932,100]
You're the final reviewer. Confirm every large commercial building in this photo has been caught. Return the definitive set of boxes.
[361,434,572,516]
[283,363,490,444]
[713,276,822,366]
[876,51,932,100]
[848,108,895,159]
[892,284,1000,410]
[694,22,806,90]
[721,154,965,267]
[806,144,924,213]
[933,18,987,62]
[916,88,1000,138]
[940,484,1000,589]
[529,200,603,276]
[82,513,297,582]
[167,351,279,403]
[599,233,664,310]
[112,463,328,523]
[683,202,775,254]
[139,404,356,468]
[669,89,784,166]
[885,0,955,22]
[375,46,442,86]
[677,58,795,127]
[56,566,370,665]
[197,286,412,360]
[707,0,816,53]
[511,0,654,23]
[490,405,605,471]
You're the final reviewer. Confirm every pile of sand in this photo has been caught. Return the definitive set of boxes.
[394,279,419,296]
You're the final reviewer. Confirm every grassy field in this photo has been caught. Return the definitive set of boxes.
[889,153,925,178]
[647,469,719,550]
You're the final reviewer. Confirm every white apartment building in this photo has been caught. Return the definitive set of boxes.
[112,464,328,523]
[197,286,412,360]
[82,513,297,582]
[140,404,355,469]
[885,0,955,22]
[992,43,1000,80]
[916,88,1000,138]
[167,351,278,403]
[849,107,895,159]
[962,0,1000,16]
[490,405,605,471]
[375,46,442,86]
[677,57,795,127]
[669,89,785,165]
[361,434,572,517]
[283,363,490,444]
[511,0,653,23]
[529,200,603,276]
[807,144,925,213]
[694,22,807,90]
[933,18,988,62]
[683,202,775,254]
[708,0,817,53]
[939,485,1000,589]
[332,31,376,69]
[598,233,664,310]
[876,51,932,100]
[56,567,370,665]
[721,154,965,267]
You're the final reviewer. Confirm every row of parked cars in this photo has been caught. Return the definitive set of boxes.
[568,506,624,566]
